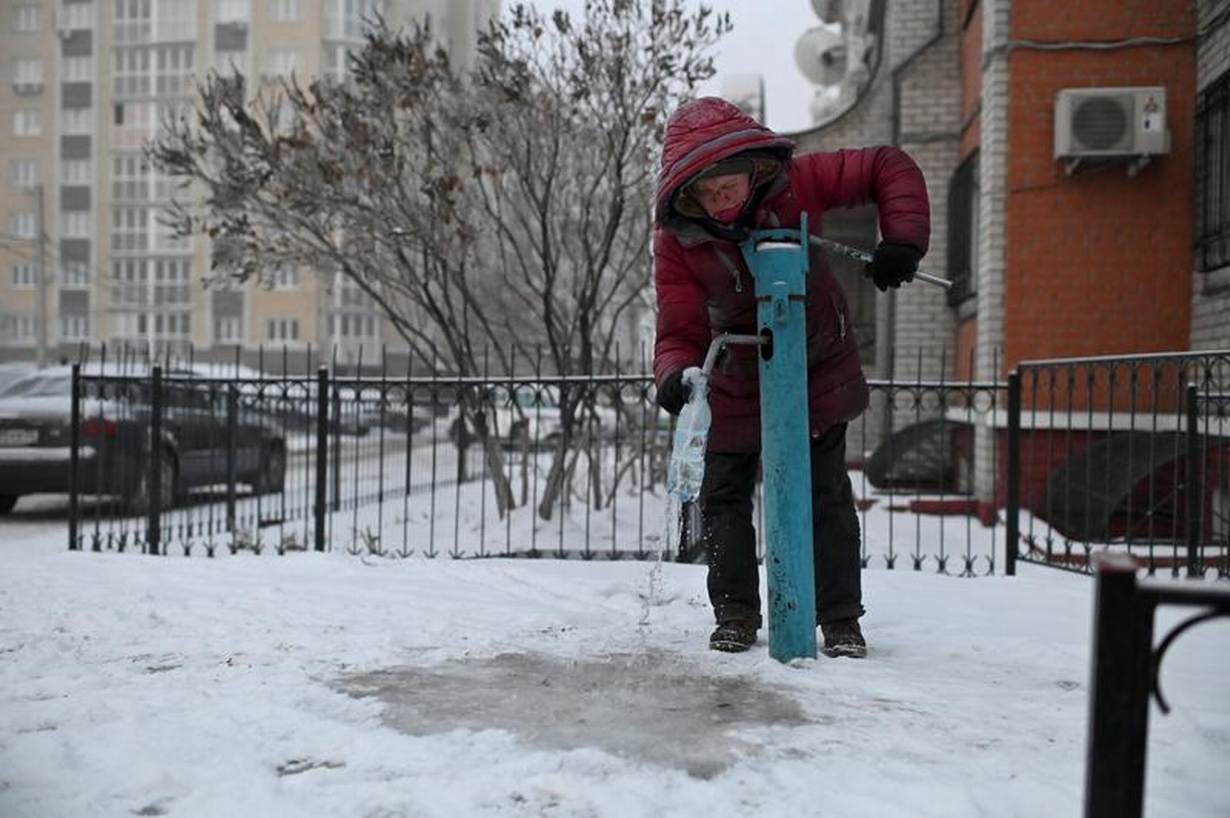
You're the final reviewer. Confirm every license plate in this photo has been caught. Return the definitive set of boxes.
[0,428,38,446]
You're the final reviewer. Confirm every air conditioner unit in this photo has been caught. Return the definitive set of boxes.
[1054,86,1169,174]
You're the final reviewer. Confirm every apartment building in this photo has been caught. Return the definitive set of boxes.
[0,0,498,367]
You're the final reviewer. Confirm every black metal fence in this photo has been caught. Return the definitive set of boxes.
[53,345,1230,579]
[1084,554,1230,818]
[1005,351,1230,579]
[59,346,1010,570]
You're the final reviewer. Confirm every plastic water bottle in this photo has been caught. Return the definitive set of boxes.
[666,367,710,503]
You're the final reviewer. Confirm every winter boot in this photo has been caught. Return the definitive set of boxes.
[820,618,867,658]
[709,621,758,653]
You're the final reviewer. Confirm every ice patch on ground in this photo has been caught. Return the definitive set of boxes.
[339,650,813,779]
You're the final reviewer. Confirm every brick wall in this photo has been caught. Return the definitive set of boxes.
[1192,0,1230,350]
[960,2,982,158]
[1002,1,1197,369]
[893,0,963,383]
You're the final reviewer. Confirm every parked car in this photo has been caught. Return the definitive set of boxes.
[0,367,286,515]
[0,362,35,395]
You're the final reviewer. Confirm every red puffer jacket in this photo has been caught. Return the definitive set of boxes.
[653,97,930,453]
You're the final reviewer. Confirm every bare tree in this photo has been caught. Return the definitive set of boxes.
[150,0,728,518]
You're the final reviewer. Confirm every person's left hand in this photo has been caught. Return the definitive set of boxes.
[866,242,922,292]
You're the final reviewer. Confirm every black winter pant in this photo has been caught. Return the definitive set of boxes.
[700,422,864,629]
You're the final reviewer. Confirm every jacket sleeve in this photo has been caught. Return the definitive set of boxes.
[652,230,709,385]
[794,147,931,255]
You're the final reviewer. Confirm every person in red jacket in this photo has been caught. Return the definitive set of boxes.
[653,97,930,655]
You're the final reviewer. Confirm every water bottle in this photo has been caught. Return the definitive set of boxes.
[666,367,710,503]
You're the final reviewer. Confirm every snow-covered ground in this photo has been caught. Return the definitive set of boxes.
[1,498,1228,818]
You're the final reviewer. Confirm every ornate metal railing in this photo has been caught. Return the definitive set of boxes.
[1005,350,1230,579]
[60,344,1008,571]
[1084,554,1230,818]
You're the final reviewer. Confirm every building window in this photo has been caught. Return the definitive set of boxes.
[1196,71,1230,272]
[271,266,299,288]
[155,45,195,96]
[9,159,36,188]
[13,57,44,87]
[11,263,37,288]
[61,158,93,185]
[60,1,95,30]
[13,109,41,136]
[62,56,93,82]
[112,101,155,148]
[61,262,91,288]
[15,4,39,32]
[60,314,90,341]
[270,0,300,22]
[155,0,195,41]
[153,219,189,252]
[112,153,150,201]
[263,48,299,79]
[9,212,36,240]
[113,0,151,44]
[214,315,243,343]
[2,315,38,344]
[113,46,151,98]
[62,107,94,134]
[330,311,377,339]
[266,318,299,341]
[110,256,192,343]
[324,0,380,39]
[62,211,91,238]
[151,257,192,306]
[111,206,149,252]
[946,152,979,307]
[323,43,351,84]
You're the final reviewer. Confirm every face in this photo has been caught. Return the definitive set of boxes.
[690,172,752,219]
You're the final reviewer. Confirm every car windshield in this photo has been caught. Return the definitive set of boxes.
[0,373,71,398]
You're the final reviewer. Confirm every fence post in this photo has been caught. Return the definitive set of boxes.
[225,384,237,533]
[331,389,341,511]
[68,362,80,551]
[315,366,329,552]
[1184,383,1202,578]
[148,365,163,556]
[1005,369,1021,576]
[1084,554,1154,818]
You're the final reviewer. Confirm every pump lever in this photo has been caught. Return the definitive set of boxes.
[808,235,953,290]
[702,333,765,377]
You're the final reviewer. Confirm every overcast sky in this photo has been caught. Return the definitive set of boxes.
[525,0,824,134]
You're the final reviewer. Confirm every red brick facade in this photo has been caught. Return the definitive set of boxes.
[962,0,1198,375]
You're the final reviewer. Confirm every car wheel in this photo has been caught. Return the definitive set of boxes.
[129,454,177,515]
[0,494,17,515]
[253,444,286,495]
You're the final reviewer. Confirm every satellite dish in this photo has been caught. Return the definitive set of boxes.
[794,25,847,86]
[811,0,843,24]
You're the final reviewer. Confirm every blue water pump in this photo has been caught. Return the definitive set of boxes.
[740,214,817,663]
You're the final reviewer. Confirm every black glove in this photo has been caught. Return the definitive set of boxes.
[866,242,922,292]
[656,370,690,416]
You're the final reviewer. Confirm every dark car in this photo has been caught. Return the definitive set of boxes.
[0,367,286,515]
